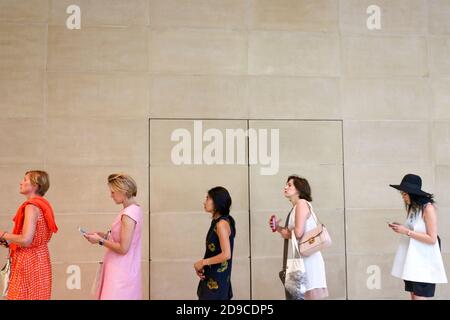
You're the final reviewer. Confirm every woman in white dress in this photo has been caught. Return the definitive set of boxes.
[389,174,447,300]
[271,175,328,300]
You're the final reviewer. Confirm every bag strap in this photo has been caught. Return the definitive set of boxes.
[305,201,321,226]
[282,208,294,271]
[288,205,303,257]
[290,229,301,258]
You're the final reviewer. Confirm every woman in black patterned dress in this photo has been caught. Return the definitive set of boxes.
[194,186,236,300]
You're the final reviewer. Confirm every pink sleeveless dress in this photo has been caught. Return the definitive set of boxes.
[96,204,143,300]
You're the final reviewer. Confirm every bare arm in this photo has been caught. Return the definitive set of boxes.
[203,220,232,265]
[103,214,136,255]
[390,204,438,245]
[85,214,136,255]
[3,205,39,247]
[293,200,309,239]
[194,219,232,278]
[410,204,438,245]
[276,200,309,240]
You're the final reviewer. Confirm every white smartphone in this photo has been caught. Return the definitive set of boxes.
[78,226,88,235]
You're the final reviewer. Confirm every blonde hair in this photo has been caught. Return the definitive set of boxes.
[26,170,50,196]
[107,173,137,198]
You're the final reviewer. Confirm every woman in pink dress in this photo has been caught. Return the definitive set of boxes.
[84,173,142,300]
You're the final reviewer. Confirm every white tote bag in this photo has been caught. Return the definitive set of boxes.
[284,230,307,300]
[0,256,11,297]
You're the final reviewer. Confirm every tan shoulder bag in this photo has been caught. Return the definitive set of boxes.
[298,202,332,257]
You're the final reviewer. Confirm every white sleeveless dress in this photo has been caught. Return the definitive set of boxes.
[289,203,328,292]
[391,205,447,284]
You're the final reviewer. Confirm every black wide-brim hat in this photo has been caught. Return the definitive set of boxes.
[389,173,432,197]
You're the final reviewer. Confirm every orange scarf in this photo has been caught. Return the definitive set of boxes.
[10,196,58,251]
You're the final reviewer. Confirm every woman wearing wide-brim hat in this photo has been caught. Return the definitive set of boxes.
[389,174,447,300]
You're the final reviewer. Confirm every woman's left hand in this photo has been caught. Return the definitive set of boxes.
[194,260,206,280]
[84,232,103,244]
[389,223,409,235]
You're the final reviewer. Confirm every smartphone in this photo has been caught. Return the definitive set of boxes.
[78,226,88,235]
[270,215,277,232]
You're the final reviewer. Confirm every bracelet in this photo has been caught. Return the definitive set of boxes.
[407,230,412,237]
[99,239,104,246]
[0,231,6,240]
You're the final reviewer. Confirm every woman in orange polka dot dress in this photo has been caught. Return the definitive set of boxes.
[0,171,58,300]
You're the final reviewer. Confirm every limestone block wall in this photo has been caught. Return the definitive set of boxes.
[0,0,449,299]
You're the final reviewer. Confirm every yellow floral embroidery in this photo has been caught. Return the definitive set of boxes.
[207,278,219,290]
[217,261,228,273]
[208,243,216,252]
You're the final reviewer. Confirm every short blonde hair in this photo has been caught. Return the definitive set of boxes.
[26,170,50,196]
[107,173,137,198]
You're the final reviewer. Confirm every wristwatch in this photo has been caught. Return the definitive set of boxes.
[99,239,104,246]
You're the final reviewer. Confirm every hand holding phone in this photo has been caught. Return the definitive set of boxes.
[388,222,400,227]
